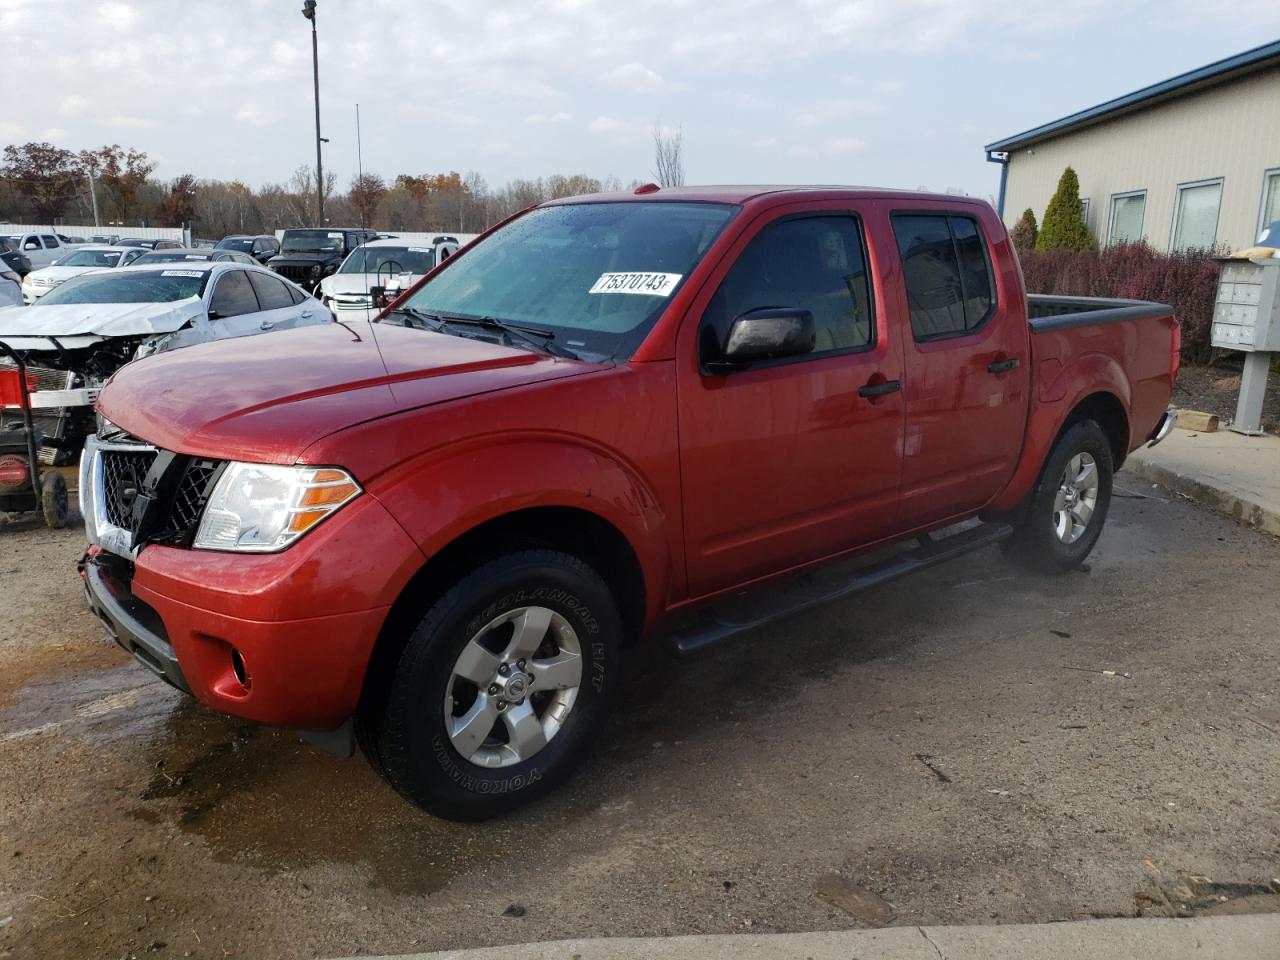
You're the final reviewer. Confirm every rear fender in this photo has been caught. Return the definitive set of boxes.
[370,435,672,629]
[989,352,1131,513]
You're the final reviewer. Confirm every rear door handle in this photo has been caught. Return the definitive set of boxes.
[987,358,1020,373]
[858,379,902,398]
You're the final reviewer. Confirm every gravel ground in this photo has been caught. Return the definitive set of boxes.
[1174,362,1280,432]
[1,477,1278,960]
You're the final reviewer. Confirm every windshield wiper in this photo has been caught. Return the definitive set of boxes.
[388,306,449,332]
[437,314,579,360]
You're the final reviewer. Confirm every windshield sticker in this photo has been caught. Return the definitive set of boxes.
[184,255,206,260]
[161,270,204,278]
[327,232,344,238]
[408,247,431,253]
[589,272,682,296]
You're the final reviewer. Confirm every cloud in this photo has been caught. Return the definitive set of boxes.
[796,99,883,127]
[753,137,780,151]
[235,102,282,128]
[60,95,88,117]
[104,115,157,130]
[522,111,572,124]
[481,141,512,155]
[589,116,625,133]
[604,62,683,93]
[40,127,69,141]
[100,1,136,30]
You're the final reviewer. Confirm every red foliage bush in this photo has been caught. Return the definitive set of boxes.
[1018,243,1220,364]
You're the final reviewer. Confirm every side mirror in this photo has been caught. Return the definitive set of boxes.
[705,307,815,373]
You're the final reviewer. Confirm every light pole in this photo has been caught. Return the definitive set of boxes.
[302,0,324,224]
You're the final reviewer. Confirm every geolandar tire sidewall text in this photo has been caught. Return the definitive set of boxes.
[379,551,622,820]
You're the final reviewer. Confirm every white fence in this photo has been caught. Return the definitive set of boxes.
[1,223,188,243]
[272,230,478,246]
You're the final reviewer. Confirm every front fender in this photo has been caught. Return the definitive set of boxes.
[368,433,673,629]
[989,351,1132,513]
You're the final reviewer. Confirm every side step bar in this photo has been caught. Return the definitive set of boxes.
[663,521,1013,657]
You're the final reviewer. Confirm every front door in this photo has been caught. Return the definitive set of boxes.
[677,204,905,597]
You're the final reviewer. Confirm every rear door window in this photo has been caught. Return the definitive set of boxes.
[702,215,874,361]
[41,235,60,249]
[247,270,295,310]
[209,269,260,318]
[891,214,995,340]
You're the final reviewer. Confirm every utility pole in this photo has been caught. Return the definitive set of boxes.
[303,1,325,224]
[87,167,101,227]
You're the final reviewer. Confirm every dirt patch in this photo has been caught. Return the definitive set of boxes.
[1174,362,1280,432]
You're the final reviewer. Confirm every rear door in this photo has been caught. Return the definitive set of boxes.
[886,204,1028,527]
[677,202,905,596]
[247,269,322,330]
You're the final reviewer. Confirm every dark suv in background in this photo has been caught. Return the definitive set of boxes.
[267,228,376,291]
[216,234,280,264]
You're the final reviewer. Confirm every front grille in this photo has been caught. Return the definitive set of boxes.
[101,448,158,528]
[167,458,222,536]
[274,264,314,284]
[97,445,225,548]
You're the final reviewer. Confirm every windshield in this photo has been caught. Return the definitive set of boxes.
[55,249,123,268]
[398,202,735,360]
[216,237,255,252]
[340,246,433,276]
[281,230,344,254]
[35,269,209,305]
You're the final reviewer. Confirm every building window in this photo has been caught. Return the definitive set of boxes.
[1109,191,1146,244]
[1171,178,1223,251]
[1259,169,1280,237]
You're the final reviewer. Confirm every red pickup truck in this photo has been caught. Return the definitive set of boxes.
[81,186,1177,820]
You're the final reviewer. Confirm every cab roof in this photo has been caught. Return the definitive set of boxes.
[540,184,992,208]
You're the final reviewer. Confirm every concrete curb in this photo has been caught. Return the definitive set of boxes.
[1123,456,1280,536]
[345,916,1280,960]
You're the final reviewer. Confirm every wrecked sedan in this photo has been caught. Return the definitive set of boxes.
[0,262,326,463]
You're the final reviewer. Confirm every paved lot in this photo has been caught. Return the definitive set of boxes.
[1,477,1278,959]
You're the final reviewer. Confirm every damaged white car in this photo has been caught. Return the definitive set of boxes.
[317,236,460,320]
[0,262,326,462]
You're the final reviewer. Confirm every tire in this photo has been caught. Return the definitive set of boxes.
[1002,420,1113,574]
[360,549,623,821]
[41,471,69,529]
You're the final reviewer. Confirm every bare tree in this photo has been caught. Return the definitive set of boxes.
[652,124,685,187]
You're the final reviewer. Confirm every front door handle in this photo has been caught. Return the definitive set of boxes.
[259,320,275,330]
[858,378,902,398]
[987,357,1020,373]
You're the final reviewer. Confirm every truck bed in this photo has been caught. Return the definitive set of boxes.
[1027,294,1172,331]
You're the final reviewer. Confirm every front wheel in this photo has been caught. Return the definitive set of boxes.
[1002,420,1113,573]
[359,549,623,821]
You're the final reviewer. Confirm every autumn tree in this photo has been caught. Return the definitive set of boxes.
[156,174,198,227]
[348,173,386,227]
[80,145,155,223]
[1,142,83,221]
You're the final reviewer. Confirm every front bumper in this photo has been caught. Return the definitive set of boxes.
[80,436,427,731]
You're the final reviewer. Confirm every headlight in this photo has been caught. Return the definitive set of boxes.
[193,463,360,552]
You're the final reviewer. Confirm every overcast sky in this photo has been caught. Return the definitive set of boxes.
[3,0,1276,199]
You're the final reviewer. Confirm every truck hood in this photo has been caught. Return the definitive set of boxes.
[0,297,205,338]
[98,320,605,464]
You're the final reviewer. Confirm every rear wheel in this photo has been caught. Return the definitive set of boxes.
[359,549,622,821]
[1002,420,1113,573]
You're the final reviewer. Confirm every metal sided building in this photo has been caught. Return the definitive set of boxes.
[985,40,1280,253]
